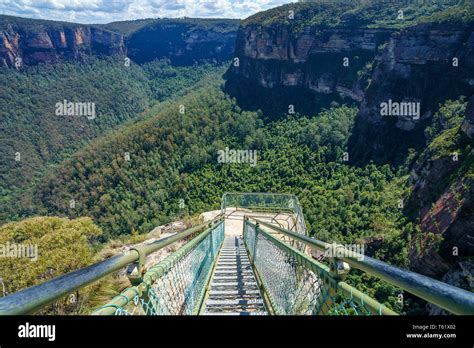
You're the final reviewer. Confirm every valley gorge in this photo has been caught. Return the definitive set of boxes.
[0,16,239,67]
[1,0,473,315]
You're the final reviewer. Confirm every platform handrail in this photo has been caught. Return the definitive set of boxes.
[244,219,397,315]
[221,192,307,236]
[0,215,224,315]
[249,217,474,315]
[95,220,225,315]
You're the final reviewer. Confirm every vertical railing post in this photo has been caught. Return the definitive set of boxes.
[210,226,215,260]
[318,244,350,314]
[253,222,260,262]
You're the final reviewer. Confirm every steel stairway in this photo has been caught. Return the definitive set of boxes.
[203,236,267,315]
[4,193,474,316]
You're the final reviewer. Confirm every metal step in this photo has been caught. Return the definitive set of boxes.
[216,261,250,264]
[214,270,253,276]
[215,268,252,272]
[206,299,264,306]
[205,307,266,314]
[216,264,252,270]
[203,311,267,316]
[213,275,255,281]
[210,281,258,287]
[211,284,257,288]
[209,290,260,296]
[205,304,266,312]
[207,296,261,301]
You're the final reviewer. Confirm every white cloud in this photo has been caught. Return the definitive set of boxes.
[0,0,296,24]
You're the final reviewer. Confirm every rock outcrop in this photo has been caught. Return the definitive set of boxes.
[349,23,474,164]
[227,13,474,161]
[233,24,391,95]
[226,24,392,116]
[0,17,125,67]
[0,16,239,67]
[462,95,474,137]
[407,95,474,280]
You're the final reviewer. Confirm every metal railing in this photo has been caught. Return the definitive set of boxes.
[0,215,223,315]
[2,191,473,316]
[221,192,307,235]
[95,220,224,315]
[244,218,396,315]
[246,217,474,315]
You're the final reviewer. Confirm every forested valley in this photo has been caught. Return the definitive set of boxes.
[1,1,473,315]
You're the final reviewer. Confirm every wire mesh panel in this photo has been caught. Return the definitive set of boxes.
[100,222,224,315]
[245,223,329,314]
[244,220,392,315]
[244,221,257,260]
[328,293,372,315]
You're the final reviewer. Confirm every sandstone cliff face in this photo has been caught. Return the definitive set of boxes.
[349,23,474,163]
[0,17,239,67]
[462,94,474,136]
[232,24,392,100]
[0,22,125,67]
[228,21,474,161]
[407,95,474,287]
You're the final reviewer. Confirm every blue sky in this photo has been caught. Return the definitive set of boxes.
[0,0,296,24]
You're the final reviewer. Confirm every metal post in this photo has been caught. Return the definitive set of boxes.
[252,217,474,315]
[253,222,259,261]
[319,244,350,314]
[0,216,223,315]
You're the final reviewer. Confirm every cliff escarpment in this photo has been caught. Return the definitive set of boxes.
[0,16,125,67]
[405,95,474,298]
[349,22,474,164]
[0,16,239,67]
[226,24,392,117]
[226,1,474,162]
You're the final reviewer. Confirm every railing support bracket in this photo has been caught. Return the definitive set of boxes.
[127,246,146,286]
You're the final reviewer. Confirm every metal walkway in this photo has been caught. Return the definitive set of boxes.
[203,236,267,315]
[2,193,474,316]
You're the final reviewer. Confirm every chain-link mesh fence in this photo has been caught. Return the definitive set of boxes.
[244,220,393,315]
[97,221,224,315]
